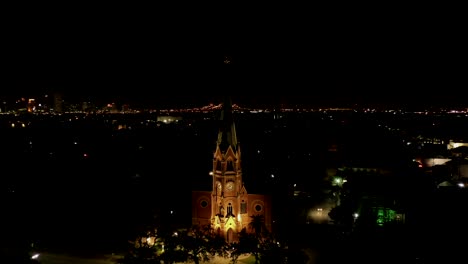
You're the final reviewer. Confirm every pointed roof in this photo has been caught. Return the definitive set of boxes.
[217,96,238,151]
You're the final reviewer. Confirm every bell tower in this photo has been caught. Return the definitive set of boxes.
[211,96,246,242]
[192,55,271,242]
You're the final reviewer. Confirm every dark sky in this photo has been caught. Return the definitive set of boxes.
[2,4,466,108]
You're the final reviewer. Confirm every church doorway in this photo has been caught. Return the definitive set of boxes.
[227,228,234,243]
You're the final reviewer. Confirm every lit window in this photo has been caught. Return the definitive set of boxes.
[241,201,247,214]
[227,203,233,216]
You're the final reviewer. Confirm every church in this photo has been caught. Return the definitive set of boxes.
[191,97,272,243]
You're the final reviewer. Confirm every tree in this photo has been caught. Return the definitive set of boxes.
[248,214,266,238]
[231,228,261,263]
[232,230,309,264]
[120,224,231,264]
[180,224,227,264]
[158,231,187,264]
[328,204,354,227]
[119,228,163,264]
[258,234,285,264]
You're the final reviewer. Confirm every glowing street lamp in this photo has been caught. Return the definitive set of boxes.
[333,177,344,187]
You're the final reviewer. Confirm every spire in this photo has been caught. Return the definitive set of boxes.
[217,96,237,151]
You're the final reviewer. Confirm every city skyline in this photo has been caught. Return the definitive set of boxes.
[3,5,465,110]
[1,92,466,109]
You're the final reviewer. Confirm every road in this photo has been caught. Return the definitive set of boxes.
[38,252,121,264]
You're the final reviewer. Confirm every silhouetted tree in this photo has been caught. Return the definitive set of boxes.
[119,228,163,264]
[328,203,354,228]
[259,237,283,263]
[181,224,227,264]
[159,232,186,264]
[248,214,266,238]
[231,228,261,263]
[119,224,229,264]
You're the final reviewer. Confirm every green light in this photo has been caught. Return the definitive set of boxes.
[375,208,397,226]
[377,209,384,226]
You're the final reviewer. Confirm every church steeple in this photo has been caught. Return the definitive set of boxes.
[191,84,271,244]
[217,96,238,152]
[211,95,244,242]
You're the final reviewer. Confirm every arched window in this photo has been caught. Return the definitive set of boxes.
[241,200,247,214]
[219,205,224,216]
[226,160,234,171]
[227,203,233,216]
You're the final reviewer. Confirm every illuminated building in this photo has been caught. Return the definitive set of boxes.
[192,97,272,243]
[447,140,468,150]
[111,103,118,113]
[27,98,36,112]
[156,115,182,123]
[54,93,63,113]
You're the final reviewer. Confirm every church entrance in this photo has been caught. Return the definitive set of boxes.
[227,228,234,244]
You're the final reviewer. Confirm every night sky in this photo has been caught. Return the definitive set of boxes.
[2,4,466,108]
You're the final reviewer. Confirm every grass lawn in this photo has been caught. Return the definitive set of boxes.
[238,254,256,263]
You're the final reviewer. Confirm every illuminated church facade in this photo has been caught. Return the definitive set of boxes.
[192,97,272,243]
